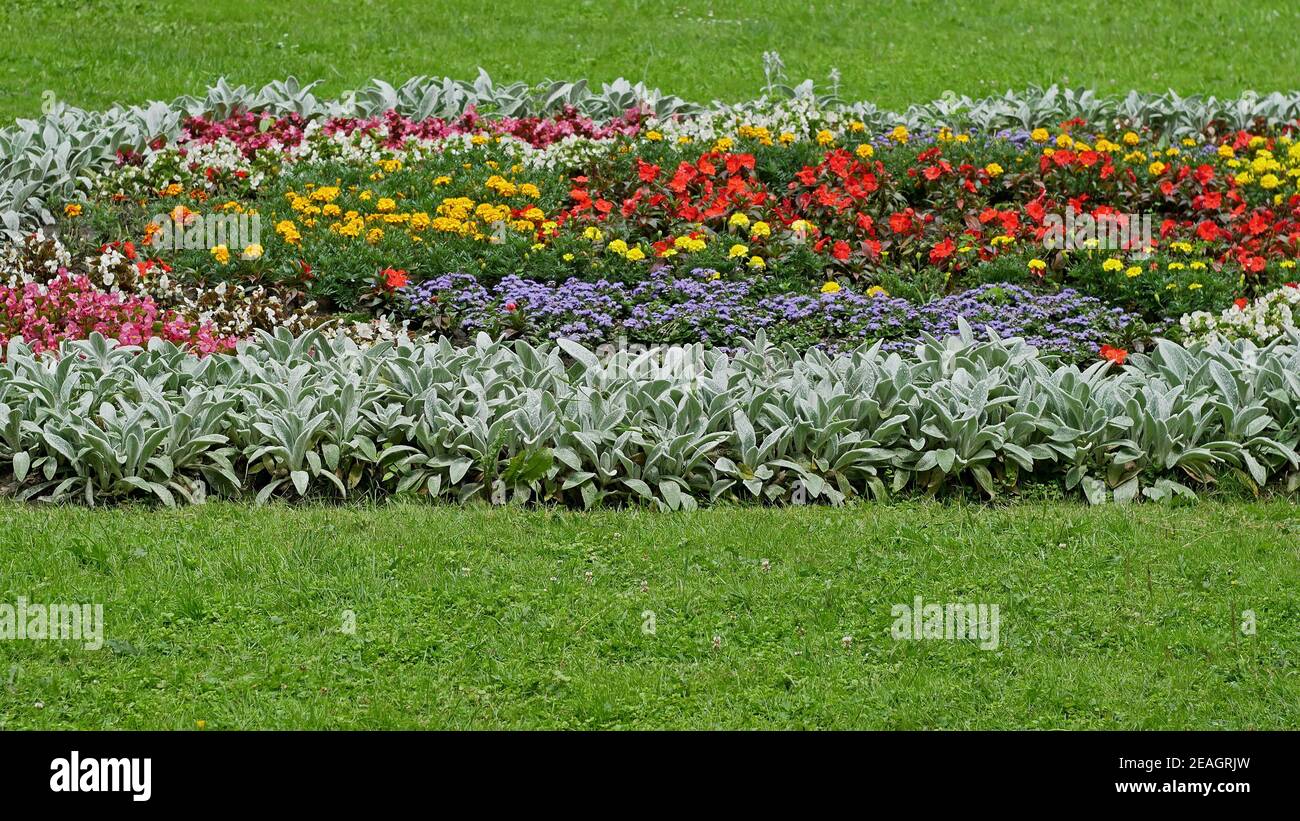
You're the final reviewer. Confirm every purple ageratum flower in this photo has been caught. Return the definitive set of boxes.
[403,272,1134,362]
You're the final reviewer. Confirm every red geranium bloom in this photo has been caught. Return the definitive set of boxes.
[1234,298,1248,310]
[929,237,955,264]
[1099,345,1128,365]
[636,159,660,183]
[831,240,851,261]
[383,267,408,289]
[888,210,914,235]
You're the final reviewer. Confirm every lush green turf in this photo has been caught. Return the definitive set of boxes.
[0,0,1297,121]
[1,500,1297,729]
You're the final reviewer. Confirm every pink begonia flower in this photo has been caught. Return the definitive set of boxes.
[0,273,238,357]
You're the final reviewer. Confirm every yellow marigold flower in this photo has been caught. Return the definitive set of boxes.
[433,175,452,186]
[322,204,341,217]
[359,191,372,201]
[1125,266,1142,278]
[242,243,263,260]
[866,285,888,298]
[1122,131,1140,146]
[311,186,339,202]
[606,239,629,255]
[820,280,841,294]
[856,143,875,159]
[366,227,384,245]
[470,134,488,146]
[1279,259,1295,269]
[778,132,797,145]
[714,136,735,151]
[848,120,866,133]
[1182,138,1197,147]
[1030,128,1050,143]
[210,245,230,265]
[747,256,765,269]
[816,130,835,146]
[1217,144,1235,158]
[64,203,82,217]
[625,247,646,261]
[984,162,1003,176]
[1055,133,1074,148]
[1027,258,1047,272]
[991,235,1015,246]
[520,183,541,198]
[728,243,749,259]
[1102,258,1124,272]
[789,219,814,235]
[1168,262,1186,270]
[583,226,604,242]
[890,125,909,143]
[1189,261,1206,270]
[1148,161,1166,175]
[645,130,663,141]
[523,207,545,221]
[728,212,751,228]
[562,253,575,262]
[376,197,397,213]
[1188,282,1203,290]
[751,221,771,238]
[1260,173,1281,189]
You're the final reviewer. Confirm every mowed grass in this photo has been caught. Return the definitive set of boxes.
[1,500,1297,729]
[0,0,1298,121]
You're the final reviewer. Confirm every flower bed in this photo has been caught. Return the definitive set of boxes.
[1,76,1299,506]
[3,76,1296,365]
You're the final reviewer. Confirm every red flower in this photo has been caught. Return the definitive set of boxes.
[382,267,408,289]
[1195,220,1220,242]
[1099,345,1128,365]
[928,237,955,264]
[636,159,660,183]
[831,240,851,261]
[888,210,914,235]
[504,301,518,313]
[1234,297,1248,310]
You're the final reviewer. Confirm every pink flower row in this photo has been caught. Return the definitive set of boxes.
[174,104,645,157]
[0,272,237,355]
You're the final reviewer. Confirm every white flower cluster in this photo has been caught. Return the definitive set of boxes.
[1180,284,1300,345]
[644,96,850,144]
[1,229,71,287]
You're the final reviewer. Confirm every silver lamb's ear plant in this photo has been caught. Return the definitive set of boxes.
[2,331,1299,508]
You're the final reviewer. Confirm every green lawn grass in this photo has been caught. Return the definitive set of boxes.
[0,0,1297,121]
[3,1,1299,731]
[2,500,1297,729]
